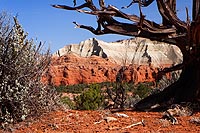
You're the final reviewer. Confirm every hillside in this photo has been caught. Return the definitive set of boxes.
[54,37,182,66]
[43,37,182,86]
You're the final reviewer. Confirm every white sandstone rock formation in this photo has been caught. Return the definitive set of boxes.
[54,37,182,67]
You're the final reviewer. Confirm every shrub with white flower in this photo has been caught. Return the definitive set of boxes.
[0,12,59,129]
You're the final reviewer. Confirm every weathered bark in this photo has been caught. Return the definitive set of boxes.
[192,0,200,21]
[161,0,176,26]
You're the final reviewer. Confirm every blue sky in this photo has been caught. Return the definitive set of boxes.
[0,0,191,53]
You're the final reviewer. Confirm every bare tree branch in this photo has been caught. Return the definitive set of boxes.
[73,0,76,6]
[52,0,98,11]
[73,21,107,35]
[99,0,106,9]
[52,0,190,45]
[52,3,90,10]
[122,0,155,9]
[156,0,187,32]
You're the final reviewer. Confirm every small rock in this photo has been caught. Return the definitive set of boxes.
[190,117,200,125]
[115,113,129,118]
[104,116,117,122]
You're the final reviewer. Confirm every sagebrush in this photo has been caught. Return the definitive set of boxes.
[0,12,59,128]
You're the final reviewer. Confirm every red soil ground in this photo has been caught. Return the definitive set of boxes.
[1,110,200,133]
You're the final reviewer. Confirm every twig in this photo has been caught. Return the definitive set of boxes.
[115,113,129,118]
[162,111,178,124]
[94,116,117,124]
[122,120,145,129]
[94,120,104,124]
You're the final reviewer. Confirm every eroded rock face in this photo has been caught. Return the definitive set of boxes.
[54,37,182,67]
[43,37,182,86]
[42,54,168,86]
[42,54,120,86]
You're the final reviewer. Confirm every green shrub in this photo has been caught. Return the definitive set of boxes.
[75,84,104,110]
[134,83,152,98]
[65,84,87,93]
[55,84,87,94]
[60,96,75,109]
[55,85,68,93]
[0,12,59,128]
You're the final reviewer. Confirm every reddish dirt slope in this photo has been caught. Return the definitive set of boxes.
[3,110,200,133]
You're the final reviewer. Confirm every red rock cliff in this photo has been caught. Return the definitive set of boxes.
[42,54,172,86]
[42,38,181,86]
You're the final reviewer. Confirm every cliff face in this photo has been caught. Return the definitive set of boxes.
[43,54,120,86]
[54,37,182,67]
[43,37,182,86]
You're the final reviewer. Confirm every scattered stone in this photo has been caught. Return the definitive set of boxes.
[166,104,193,117]
[162,104,193,124]
[190,117,200,125]
[94,116,118,124]
[115,113,129,118]
[103,116,117,123]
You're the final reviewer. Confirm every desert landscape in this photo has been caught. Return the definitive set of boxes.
[1,1,200,132]
[1,37,199,132]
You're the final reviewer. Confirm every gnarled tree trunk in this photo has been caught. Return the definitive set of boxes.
[135,0,200,110]
[135,58,200,110]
